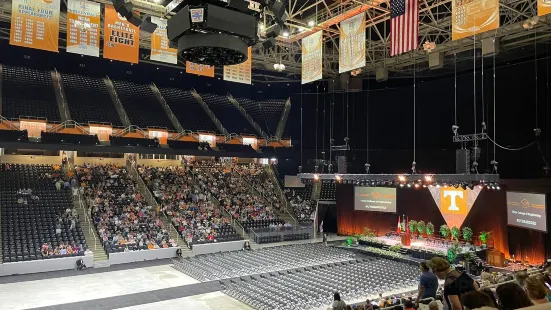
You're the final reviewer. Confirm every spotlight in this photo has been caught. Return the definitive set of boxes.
[453,183,459,189]
[259,23,265,31]
[398,175,407,182]
[414,183,420,189]
[282,31,289,38]
[424,175,433,183]
[478,185,483,189]
[399,183,404,188]
[308,20,315,27]
[335,175,342,182]
[407,183,412,188]
[496,185,501,190]
[313,174,319,181]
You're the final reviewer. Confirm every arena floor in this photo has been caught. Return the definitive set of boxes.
[1,235,353,310]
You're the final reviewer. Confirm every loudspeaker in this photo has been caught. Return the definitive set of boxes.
[140,15,158,33]
[375,67,388,82]
[167,5,191,42]
[482,37,500,56]
[227,0,248,11]
[456,149,471,174]
[265,24,281,38]
[337,156,348,174]
[126,13,142,27]
[428,52,444,70]
[111,0,141,27]
[262,38,276,50]
[269,0,288,24]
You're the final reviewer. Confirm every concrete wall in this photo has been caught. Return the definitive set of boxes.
[74,157,126,166]
[0,154,62,165]
[138,159,181,167]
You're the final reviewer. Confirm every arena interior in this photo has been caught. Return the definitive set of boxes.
[0,0,551,309]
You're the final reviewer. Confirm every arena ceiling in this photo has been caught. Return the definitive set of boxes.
[0,0,550,82]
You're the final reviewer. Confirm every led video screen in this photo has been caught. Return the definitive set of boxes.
[354,187,397,213]
[507,192,547,232]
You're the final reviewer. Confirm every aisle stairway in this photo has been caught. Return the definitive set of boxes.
[158,215,193,257]
[73,194,109,266]
[311,182,321,200]
[265,165,297,226]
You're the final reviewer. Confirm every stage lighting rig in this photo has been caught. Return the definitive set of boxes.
[166,0,267,66]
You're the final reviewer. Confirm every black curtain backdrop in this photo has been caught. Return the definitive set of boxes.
[318,203,338,234]
[336,181,550,264]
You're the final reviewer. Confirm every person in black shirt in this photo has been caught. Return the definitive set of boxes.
[429,257,479,310]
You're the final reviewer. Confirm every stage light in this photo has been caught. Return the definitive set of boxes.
[308,20,315,27]
[335,175,342,182]
[453,183,459,189]
[424,175,433,183]
[313,174,319,181]
[496,185,501,190]
[398,175,407,182]
[423,184,427,188]
[399,183,404,188]
[282,31,289,38]
[407,183,412,188]
[259,23,265,31]
[478,185,483,189]
[414,183,420,189]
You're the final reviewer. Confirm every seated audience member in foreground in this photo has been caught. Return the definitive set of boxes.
[495,282,534,310]
[332,292,346,310]
[479,288,499,308]
[429,257,479,310]
[525,277,550,305]
[460,291,497,310]
[416,261,439,304]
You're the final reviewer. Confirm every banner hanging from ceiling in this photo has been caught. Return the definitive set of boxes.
[452,0,499,40]
[223,47,252,84]
[186,61,215,77]
[10,0,61,52]
[103,5,140,64]
[538,0,551,16]
[301,31,323,84]
[150,17,178,64]
[428,186,481,229]
[67,0,100,57]
[339,13,366,73]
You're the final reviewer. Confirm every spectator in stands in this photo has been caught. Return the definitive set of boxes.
[403,300,414,310]
[428,301,440,310]
[416,262,439,304]
[429,257,479,310]
[479,288,499,308]
[495,282,533,310]
[515,270,529,288]
[460,291,496,310]
[332,292,346,310]
[534,274,551,301]
[525,277,549,305]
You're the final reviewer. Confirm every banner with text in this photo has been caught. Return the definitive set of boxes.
[452,0,499,40]
[10,0,61,52]
[103,5,140,64]
[223,47,252,84]
[150,17,177,64]
[538,0,551,16]
[67,0,100,57]
[301,31,323,84]
[429,186,481,228]
[186,61,215,77]
[339,13,365,73]
[89,125,113,142]
[19,120,47,138]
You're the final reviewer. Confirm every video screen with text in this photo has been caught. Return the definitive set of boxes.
[507,192,547,232]
[354,187,397,213]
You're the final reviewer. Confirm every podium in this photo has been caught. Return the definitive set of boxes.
[487,249,505,267]
[401,234,411,246]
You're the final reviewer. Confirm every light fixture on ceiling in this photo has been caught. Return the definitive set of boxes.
[423,41,436,53]
[308,20,315,27]
[273,63,286,71]
[259,23,265,31]
[282,31,289,38]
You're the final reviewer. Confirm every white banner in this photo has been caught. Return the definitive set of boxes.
[150,17,178,64]
[223,47,252,84]
[66,0,100,57]
[339,13,366,73]
[302,31,323,84]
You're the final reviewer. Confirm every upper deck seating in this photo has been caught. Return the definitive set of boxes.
[1,66,60,121]
[158,88,218,132]
[61,73,122,126]
[201,93,256,135]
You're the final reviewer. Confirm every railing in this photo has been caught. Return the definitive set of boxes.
[151,83,184,133]
[52,69,71,122]
[224,133,243,143]
[78,191,97,251]
[275,97,291,139]
[190,88,230,137]
[227,93,269,140]
[0,115,19,131]
[265,165,298,226]
[104,76,132,127]
[114,125,147,137]
[48,120,90,134]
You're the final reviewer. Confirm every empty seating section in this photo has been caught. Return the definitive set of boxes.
[77,164,176,254]
[113,81,174,130]
[258,99,285,136]
[201,93,256,135]
[320,183,336,200]
[172,243,354,281]
[41,132,99,145]
[1,164,87,262]
[61,74,122,126]
[110,136,160,148]
[237,97,269,135]
[168,140,211,151]
[217,143,256,153]
[0,130,29,142]
[158,88,217,132]
[223,255,419,310]
[1,66,60,121]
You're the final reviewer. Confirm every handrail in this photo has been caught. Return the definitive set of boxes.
[0,115,19,130]
[104,77,132,127]
[190,88,230,137]
[151,83,184,133]
[48,120,90,134]
[78,191,97,251]
[266,164,297,226]
[115,125,147,137]
[228,93,269,140]
[53,69,71,121]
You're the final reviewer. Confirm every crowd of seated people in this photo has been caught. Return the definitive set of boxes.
[76,164,176,253]
[139,165,240,247]
[284,188,315,224]
[41,242,86,257]
[234,163,282,210]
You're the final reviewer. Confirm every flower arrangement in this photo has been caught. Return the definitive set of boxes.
[389,244,403,252]
[426,222,435,236]
[440,224,450,239]
[462,227,473,243]
[363,246,405,259]
[408,220,417,235]
[417,221,426,236]
[451,226,460,241]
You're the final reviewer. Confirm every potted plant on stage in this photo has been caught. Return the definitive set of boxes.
[479,231,492,249]
[462,227,474,245]
[440,224,450,240]
[417,221,426,239]
[409,220,417,238]
[426,222,435,238]
[451,226,460,241]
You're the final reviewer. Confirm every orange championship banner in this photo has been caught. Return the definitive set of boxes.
[452,0,499,40]
[429,186,481,228]
[150,17,177,64]
[67,0,100,57]
[103,5,139,63]
[186,62,215,77]
[223,47,252,84]
[538,0,551,16]
[10,0,61,52]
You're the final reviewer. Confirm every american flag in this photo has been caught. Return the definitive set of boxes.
[390,0,419,56]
